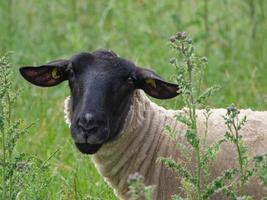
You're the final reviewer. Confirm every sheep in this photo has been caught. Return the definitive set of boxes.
[65,90,267,199]
[20,50,267,200]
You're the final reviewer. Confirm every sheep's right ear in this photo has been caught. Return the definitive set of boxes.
[134,68,180,99]
[19,59,69,87]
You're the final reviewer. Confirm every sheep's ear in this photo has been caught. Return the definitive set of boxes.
[19,60,69,87]
[134,68,180,99]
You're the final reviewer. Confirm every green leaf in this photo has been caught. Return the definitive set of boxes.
[202,169,238,199]
[195,85,221,104]
[159,157,196,185]
[223,132,236,143]
[254,154,267,187]
[176,113,191,126]
[201,138,226,167]
[185,129,199,148]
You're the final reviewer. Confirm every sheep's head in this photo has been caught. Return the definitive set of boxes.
[19,50,180,154]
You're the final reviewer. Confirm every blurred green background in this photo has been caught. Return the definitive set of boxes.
[0,0,266,199]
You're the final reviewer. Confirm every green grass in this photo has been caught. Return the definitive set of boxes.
[0,0,266,199]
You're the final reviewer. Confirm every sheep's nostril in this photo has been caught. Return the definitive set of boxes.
[77,113,101,136]
[77,120,99,132]
[76,113,105,137]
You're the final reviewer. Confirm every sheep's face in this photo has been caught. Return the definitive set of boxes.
[20,50,179,154]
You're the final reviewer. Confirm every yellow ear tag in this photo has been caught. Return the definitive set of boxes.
[52,68,61,79]
[146,79,156,88]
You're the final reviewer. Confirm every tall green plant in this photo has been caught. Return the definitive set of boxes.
[0,53,24,200]
[223,104,250,196]
[223,104,267,199]
[160,32,222,200]
[0,54,54,200]
[160,32,267,200]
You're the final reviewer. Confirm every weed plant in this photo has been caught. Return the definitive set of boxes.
[0,54,55,200]
[159,32,267,200]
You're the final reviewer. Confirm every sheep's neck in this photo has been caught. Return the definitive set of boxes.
[91,90,182,199]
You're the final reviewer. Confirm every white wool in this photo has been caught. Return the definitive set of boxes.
[64,90,267,200]
[64,96,72,127]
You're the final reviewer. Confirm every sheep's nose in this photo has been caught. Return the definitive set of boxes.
[77,113,99,133]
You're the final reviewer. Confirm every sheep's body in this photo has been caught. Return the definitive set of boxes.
[64,90,267,199]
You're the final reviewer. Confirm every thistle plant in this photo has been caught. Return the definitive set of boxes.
[254,154,267,188]
[223,104,267,199]
[0,54,53,200]
[161,32,222,200]
[160,32,267,200]
[223,104,250,196]
[0,53,25,200]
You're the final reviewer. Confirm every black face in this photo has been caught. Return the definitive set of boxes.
[68,51,136,154]
[19,50,179,154]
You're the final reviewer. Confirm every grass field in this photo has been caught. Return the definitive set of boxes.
[0,0,267,199]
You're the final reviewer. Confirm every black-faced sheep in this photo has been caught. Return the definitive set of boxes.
[20,50,267,199]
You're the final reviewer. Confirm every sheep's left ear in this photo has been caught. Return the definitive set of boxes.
[19,59,69,87]
[134,68,180,99]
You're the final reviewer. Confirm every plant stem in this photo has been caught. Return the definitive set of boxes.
[236,141,245,193]
[203,113,209,147]
[196,145,201,200]
[187,56,201,199]
[41,149,60,168]
[232,118,245,194]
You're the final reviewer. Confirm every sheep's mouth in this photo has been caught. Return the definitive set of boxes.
[75,143,102,154]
